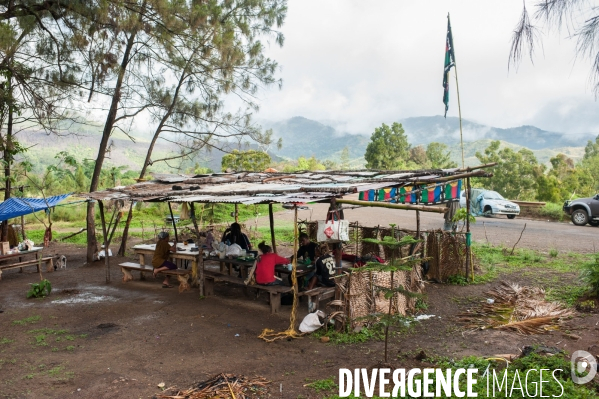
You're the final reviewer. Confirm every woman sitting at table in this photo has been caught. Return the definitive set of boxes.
[307,243,336,290]
[152,231,177,288]
[255,241,288,286]
[222,222,252,251]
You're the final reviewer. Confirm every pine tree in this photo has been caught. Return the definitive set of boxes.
[359,225,423,363]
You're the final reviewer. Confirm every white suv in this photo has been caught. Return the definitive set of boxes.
[459,190,520,219]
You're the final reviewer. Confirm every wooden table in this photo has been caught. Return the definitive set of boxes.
[0,247,45,280]
[205,256,256,278]
[132,243,202,288]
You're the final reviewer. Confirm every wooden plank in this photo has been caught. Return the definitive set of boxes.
[0,257,54,270]
[203,270,292,293]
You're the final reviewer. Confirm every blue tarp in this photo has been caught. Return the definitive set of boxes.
[0,194,71,221]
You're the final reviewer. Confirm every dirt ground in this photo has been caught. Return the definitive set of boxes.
[1,217,598,398]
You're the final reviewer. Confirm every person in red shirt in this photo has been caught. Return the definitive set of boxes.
[255,241,288,286]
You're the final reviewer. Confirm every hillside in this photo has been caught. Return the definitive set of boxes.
[264,116,593,167]
[14,115,593,174]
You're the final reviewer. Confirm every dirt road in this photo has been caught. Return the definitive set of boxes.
[262,200,599,254]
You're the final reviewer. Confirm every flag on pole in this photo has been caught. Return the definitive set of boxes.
[443,15,455,118]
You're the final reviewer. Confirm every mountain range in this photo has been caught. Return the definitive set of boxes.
[262,116,594,167]
[16,115,596,173]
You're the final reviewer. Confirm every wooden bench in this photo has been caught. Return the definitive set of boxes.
[0,257,54,280]
[119,262,191,292]
[203,270,292,314]
[298,286,336,312]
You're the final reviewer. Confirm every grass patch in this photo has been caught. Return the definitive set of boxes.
[538,202,567,222]
[256,225,295,246]
[312,315,414,345]
[546,285,589,307]
[12,316,41,325]
[28,328,67,335]
[0,338,13,345]
[452,244,593,307]
[306,378,337,392]
[312,325,386,345]
[33,335,47,347]
[47,366,63,376]
[473,243,593,275]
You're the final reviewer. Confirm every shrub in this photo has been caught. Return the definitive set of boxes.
[580,255,599,296]
[27,279,52,299]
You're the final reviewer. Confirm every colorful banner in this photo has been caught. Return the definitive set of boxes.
[358,180,462,205]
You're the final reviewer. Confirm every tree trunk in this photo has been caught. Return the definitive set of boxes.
[119,61,189,254]
[117,204,134,256]
[1,80,13,242]
[86,30,138,263]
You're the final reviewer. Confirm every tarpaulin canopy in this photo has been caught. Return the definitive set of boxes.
[0,194,71,222]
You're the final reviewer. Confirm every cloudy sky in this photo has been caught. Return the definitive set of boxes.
[254,0,599,136]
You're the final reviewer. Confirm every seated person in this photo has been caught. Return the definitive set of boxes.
[222,222,252,251]
[152,231,177,288]
[307,243,336,290]
[255,241,288,286]
[291,232,317,264]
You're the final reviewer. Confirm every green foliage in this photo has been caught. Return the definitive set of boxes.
[452,207,476,225]
[410,142,458,169]
[312,322,388,344]
[26,279,52,299]
[580,254,599,296]
[364,122,410,170]
[549,248,559,258]
[221,150,271,172]
[475,140,541,200]
[426,142,458,169]
[0,338,13,345]
[538,202,567,221]
[297,156,325,171]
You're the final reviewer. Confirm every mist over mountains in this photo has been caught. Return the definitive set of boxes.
[262,116,595,166]
[18,115,595,173]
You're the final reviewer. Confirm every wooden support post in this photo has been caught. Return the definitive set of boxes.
[189,202,201,238]
[107,209,122,244]
[268,203,277,253]
[168,202,179,244]
[234,203,239,223]
[98,200,110,283]
[20,215,26,240]
[465,177,472,281]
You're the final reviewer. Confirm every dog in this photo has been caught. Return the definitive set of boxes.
[54,255,67,271]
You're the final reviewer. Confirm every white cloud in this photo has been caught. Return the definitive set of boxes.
[256,0,599,136]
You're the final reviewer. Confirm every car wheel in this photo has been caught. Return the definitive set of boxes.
[507,215,516,219]
[484,206,493,217]
[571,209,589,226]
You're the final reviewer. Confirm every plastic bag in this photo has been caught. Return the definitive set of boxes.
[226,243,242,257]
[299,310,326,333]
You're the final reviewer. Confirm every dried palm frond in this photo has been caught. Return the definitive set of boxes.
[458,282,575,335]
[156,373,270,399]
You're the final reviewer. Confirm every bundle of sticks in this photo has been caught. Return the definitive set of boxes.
[156,373,270,399]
